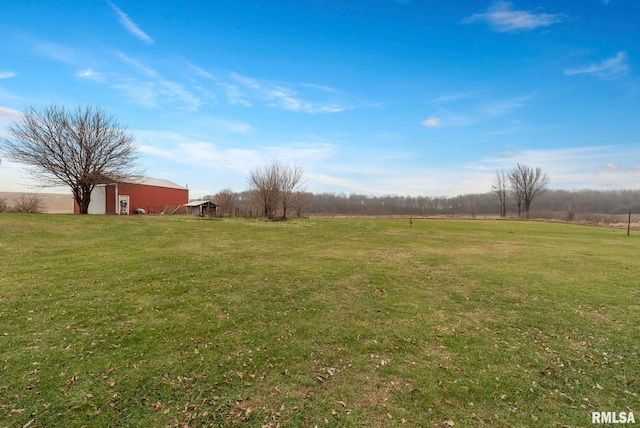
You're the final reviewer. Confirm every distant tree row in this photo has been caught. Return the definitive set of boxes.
[201,161,637,220]
[202,186,640,219]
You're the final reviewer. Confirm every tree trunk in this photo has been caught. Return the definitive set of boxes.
[74,185,92,214]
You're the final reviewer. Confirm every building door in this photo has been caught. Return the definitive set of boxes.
[118,195,130,215]
[88,185,106,214]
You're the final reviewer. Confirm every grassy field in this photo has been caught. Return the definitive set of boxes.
[0,214,638,427]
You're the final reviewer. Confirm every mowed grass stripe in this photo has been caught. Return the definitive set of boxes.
[0,214,638,427]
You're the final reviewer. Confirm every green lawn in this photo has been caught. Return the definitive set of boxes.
[1,214,638,427]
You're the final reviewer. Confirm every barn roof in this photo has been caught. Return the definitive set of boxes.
[132,177,187,190]
[95,177,187,190]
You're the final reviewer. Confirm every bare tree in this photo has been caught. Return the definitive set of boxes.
[248,160,281,219]
[492,169,508,217]
[214,188,236,217]
[508,164,550,218]
[248,159,307,219]
[279,162,306,219]
[0,104,140,214]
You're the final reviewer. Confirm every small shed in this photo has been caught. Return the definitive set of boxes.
[185,200,217,216]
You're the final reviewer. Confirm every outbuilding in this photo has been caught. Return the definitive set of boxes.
[75,177,189,215]
[184,200,217,216]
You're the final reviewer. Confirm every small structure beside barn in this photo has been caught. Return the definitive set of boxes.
[75,177,188,215]
[184,200,217,216]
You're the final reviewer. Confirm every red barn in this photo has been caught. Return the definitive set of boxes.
[74,177,189,215]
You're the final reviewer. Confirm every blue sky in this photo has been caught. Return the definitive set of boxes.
[1,0,639,197]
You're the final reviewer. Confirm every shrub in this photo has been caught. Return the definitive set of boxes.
[11,193,43,213]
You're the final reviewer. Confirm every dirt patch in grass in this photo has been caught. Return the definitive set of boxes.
[574,304,623,326]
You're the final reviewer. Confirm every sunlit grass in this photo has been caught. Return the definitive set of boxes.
[1,214,638,426]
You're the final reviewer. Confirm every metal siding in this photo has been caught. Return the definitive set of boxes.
[119,184,188,214]
[75,182,188,214]
[106,186,116,214]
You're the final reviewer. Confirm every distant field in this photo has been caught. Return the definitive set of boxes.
[0,214,638,427]
[0,192,73,214]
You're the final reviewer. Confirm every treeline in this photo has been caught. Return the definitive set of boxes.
[308,189,640,217]
[205,188,640,218]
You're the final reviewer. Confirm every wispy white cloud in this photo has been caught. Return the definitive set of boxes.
[135,132,258,172]
[77,53,202,109]
[135,130,335,174]
[211,119,252,134]
[428,90,484,104]
[113,81,160,108]
[14,33,95,68]
[189,64,215,80]
[116,52,159,78]
[481,93,535,117]
[228,72,359,114]
[0,106,22,137]
[0,106,22,118]
[421,117,441,128]
[424,93,534,128]
[15,28,361,115]
[268,87,347,113]
[222,82,253,107]
[430,109,476,128]
[231,73,261,91]
[108,1,154,44]
[0,72,16,79]
[463,1,564,33]
[564,51,630,80]
[76,68,101,80]
[298,82,342,94]
[266,142,336,161]
[35,40,82,64]
[154,59,370,114]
